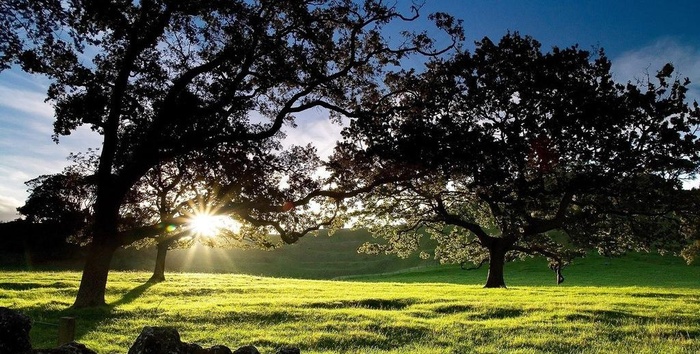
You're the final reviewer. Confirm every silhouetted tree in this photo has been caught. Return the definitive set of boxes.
[332,33,700,287]
[4,0,461,307]
[8,152,98,261]
[18,170,94,239]
[0,0,65,70]
[128,143,324,283]
[676,190,700,262]
[19,142,338,283]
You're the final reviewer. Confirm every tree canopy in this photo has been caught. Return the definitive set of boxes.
[3,0,461,307]
[331,33,700,287]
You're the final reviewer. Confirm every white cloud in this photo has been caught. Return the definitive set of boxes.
[612,38,700,103]
[283,109,343,160]
[0,194,21,221]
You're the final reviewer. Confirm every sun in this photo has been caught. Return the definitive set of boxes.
[187,210,242,238]
[190,213,221,237]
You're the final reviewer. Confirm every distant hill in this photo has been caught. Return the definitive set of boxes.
[7,223,697,285]
[110,228,438,279]
[0,222,437,277]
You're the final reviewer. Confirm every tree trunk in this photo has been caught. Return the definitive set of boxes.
[72,185,124,308]
[484,243,508,288]
[72,241,118,308]
[148,241,169,283]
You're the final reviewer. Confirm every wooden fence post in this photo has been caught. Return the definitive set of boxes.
[58,317,76,345]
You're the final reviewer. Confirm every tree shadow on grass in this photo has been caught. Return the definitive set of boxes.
[110,282,155,308]
[28,305,115,349]
[26,281,155,349]
[305,298,415,310]
[563,309,656,327]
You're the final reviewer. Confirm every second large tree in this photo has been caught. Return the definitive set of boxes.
[333,33,700,287]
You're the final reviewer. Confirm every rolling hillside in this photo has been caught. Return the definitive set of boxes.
[10,226,699,286]
[110,229,438,279]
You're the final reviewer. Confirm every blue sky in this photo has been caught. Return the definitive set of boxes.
[1,0,699,221]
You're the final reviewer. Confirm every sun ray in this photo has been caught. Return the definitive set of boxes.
[190,213,222,238]
[185,201,242,240]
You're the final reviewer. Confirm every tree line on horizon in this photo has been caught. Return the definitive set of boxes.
[2,0,699,308]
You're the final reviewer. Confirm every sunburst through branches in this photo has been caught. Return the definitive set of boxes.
[186,205,241,239]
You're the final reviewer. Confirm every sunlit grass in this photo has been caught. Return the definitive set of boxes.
[1,270,699,353]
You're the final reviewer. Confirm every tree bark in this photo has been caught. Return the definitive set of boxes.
[71,240,118,308]
[148,241,169,283]
[72,185,124,308]
[484,242,508,288]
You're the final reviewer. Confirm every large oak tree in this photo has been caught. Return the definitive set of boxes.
[332,33,700,287]
[4,0,461,307]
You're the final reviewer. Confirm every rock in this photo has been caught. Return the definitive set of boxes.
[232,345,260,354]
[0,313,280,354]
[32,342,97,354]
[0,306,32,354]
[207,345,233,354]
[57,342,98,354]
[128,326,184,354]
[127,327,235,354]
[182,342,203,354]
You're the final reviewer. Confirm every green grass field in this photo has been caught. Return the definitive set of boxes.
[1,252,699,353]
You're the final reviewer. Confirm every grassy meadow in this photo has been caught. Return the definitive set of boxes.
[1,251,700,353]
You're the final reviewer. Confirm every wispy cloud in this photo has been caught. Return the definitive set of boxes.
[612,38,700,102]
[0,154,65,221]
[0,85,54,119]
[0,125,101,221]
[0,72,101,221]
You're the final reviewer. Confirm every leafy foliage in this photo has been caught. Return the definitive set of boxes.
[5,0,461,306]
[0,0,65,71]
[332,33,700,286]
